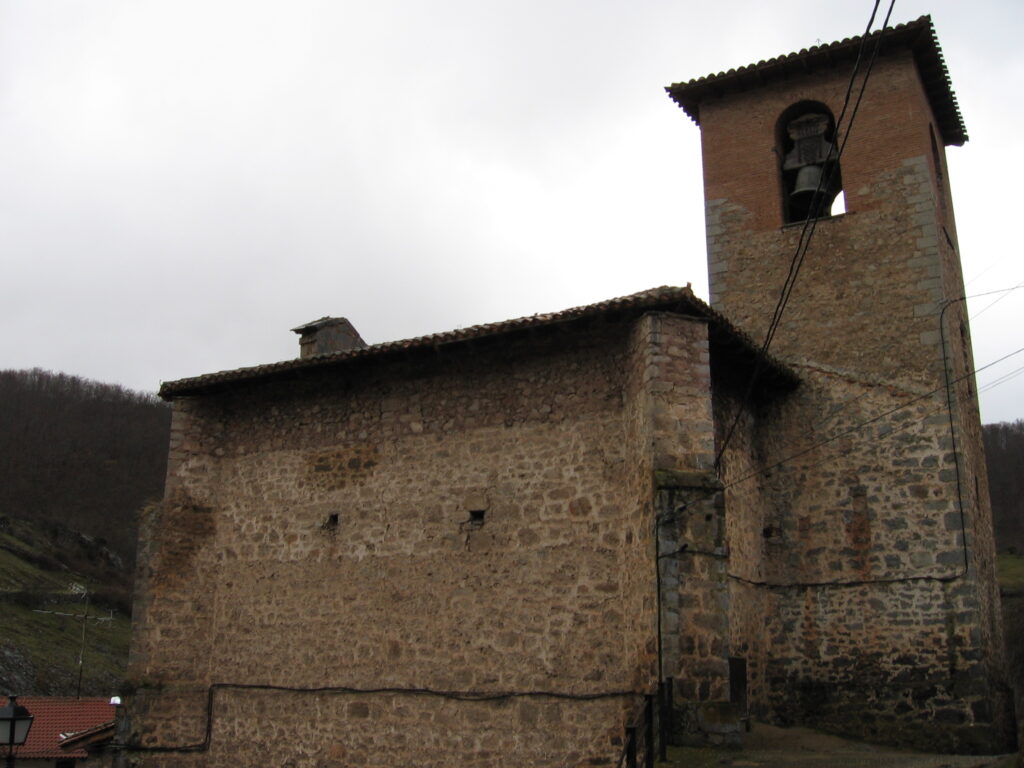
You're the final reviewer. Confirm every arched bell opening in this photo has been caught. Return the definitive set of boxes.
[777,101,844,223]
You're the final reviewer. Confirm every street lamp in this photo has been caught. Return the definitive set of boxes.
[0,695,33,768]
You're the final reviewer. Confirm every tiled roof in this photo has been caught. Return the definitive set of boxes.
[13,697,116,759]
[666,15,967,146]
[57,719,117,751]
[159,286,798,398]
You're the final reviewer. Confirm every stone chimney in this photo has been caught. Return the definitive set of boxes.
[291,317,367,359]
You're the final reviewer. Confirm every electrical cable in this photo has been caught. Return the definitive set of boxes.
[978,363,1024,394]
[969,279,1024,320]
[725,396,959,589]
[734,394,949,499]
[721,342,1024,493]
[765,0,882,326]
[709,284,1024,497]
[762,0,894,353]
[813,283,1024,432]
[966,286,1024,301]
[713,0,896,471]
[966,258,1013,288]
[807,386,874,429]
[656,341,1024,590]
[721,341,1024,589]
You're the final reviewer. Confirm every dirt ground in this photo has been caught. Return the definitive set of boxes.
[659,722,1020,768]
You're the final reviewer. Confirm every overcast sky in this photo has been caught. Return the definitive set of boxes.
[2,0,1022,423]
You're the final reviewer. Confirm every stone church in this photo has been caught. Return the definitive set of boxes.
[121,16,1016,766]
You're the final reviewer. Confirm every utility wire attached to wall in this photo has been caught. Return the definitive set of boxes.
[722,342,1024,494]
[668,342,1024,589]
[655,338,1024,593]
[122,682,644,754]
[809,284,1024,427]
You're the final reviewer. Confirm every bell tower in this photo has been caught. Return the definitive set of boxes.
[666,17,1016,752]
[667,15,967,386]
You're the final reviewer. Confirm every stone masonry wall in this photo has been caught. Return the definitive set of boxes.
[693,49,1013,751]
[709,361,1010,750]
[713,390,770,715]
[754,368,1011,751]
[124,312,719,767]
[627,312,726,701]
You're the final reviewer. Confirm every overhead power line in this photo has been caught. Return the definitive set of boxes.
[713,0,897,471]
[721,342,1024,493]
[969,280,1024,320]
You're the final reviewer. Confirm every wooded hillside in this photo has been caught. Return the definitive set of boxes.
[983,419,1024,554]
[0,368,171,566]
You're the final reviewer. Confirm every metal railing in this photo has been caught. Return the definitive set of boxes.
[617,678,673,768]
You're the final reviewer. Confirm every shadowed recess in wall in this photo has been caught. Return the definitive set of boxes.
[149,496,216,582]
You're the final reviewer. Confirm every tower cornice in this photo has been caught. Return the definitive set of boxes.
[666,15,967,146]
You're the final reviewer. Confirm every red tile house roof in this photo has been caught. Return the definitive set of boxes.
[15,698,116,759]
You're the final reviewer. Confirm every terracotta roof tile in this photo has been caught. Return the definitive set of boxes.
[159,286,798,398]
[13,697,116,759]
[57,719,116,751]
[666,15,967,146]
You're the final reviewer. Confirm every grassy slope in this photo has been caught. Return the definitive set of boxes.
[0,517,132,696]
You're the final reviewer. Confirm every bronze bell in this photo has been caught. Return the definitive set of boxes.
[791,164,824,197]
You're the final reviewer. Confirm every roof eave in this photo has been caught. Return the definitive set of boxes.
[158,287,798,399]
[666,15,967,147]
